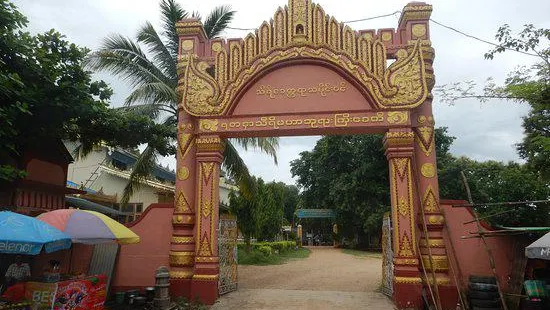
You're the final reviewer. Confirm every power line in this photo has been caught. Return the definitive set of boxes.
[429,18,539,57]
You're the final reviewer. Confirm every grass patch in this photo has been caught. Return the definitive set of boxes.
[238,247,311,265]
[341,248,382,258]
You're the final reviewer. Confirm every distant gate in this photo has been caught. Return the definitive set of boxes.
[218,215,238,295]
[381,213,393,297]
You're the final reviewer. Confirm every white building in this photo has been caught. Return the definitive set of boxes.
[65,143,238,219]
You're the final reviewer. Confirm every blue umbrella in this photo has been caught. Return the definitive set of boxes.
[0,211,72,255]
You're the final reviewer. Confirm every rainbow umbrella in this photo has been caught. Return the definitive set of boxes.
[37,209,140,245]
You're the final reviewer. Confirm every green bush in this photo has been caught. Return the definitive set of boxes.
[257,245,272,256]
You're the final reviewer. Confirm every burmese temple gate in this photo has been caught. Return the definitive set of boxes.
[170,0,458,308]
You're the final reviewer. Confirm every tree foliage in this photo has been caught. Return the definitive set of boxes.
[435,24,550,182]
[0,0,173,182]
[229,177,291,249]
[85,0,278,205]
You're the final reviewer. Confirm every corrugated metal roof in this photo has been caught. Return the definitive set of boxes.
[65,196,131,216]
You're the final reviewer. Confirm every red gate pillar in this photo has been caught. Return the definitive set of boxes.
[190,135,223,304]
[170,112,197,297]
[384,129,423,309]
[413,100,458,309]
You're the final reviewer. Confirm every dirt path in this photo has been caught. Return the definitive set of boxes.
[211,246,395,310]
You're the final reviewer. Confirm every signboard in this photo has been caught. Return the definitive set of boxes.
[296,209,335,219]
[54,275,107,310]
[25,282,56,309]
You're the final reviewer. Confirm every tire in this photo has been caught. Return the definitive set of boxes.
[469,275,497,284]
[472,307,501,310]
[470,298,500,307]
[469,290,499,300]
[469,282,498,291]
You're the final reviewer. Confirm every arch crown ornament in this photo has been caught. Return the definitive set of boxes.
[176,0,435,117]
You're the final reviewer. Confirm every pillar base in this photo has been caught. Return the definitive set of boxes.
[393,280,423,309]
[190,278,218,305]
[170,278,192,299]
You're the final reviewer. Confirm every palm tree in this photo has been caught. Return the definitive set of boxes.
[85,0,278,205]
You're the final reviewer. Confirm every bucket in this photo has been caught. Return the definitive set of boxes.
[115,292,125,305]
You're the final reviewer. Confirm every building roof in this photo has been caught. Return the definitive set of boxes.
[66,196,131,216]
[99,165,175,192]
[108,149,176,183]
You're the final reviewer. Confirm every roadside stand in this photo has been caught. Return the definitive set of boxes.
[0,211,71,310]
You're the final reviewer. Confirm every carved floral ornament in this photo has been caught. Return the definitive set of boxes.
[177,0,433,117]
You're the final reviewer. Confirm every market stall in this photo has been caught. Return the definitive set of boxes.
[0,211,71,309]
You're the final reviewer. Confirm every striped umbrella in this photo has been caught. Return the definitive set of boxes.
[37,209,140,245]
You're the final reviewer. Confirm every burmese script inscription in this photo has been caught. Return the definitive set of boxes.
[256,81,347,99]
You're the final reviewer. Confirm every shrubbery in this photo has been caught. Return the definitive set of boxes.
[237,241,303,265]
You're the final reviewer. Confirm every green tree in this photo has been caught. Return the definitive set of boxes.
[229,177,286,249]
[435,24,550,180]
[290,128,458,247]
[85,0,278,205]
[0,0,172,182]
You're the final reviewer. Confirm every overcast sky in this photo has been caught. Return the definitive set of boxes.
[14,0,550,185]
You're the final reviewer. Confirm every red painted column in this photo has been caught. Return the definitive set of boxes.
[190,135,223,304]
[384,129,423,309]
[412,99,458,309]
[169,111,197,297]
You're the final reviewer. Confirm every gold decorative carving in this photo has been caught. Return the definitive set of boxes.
[170,271,193,279]
[195,256,220,263]
[172,236,194,244]
[418,115,427,124]
[394,276,422,284]
[428,215,445,225]
[398,196,409,217]
[423,186,438,212]
[416,126,434,156]
[176,191,191,212]
[196,136,224,152]
[421,163,435,178]
[419,238,445,248]
[387,111,409,124]
[385,131,415,147]
[412,24,427,38]
[393,158,409,180]
[202,200,212,218]
[181,40,194,51]
[399,4,433,25]
[201,162,215,184]
[172,214,193,224]
[198,233,212,257]
[211,42,222,52]
[177,167,189,180]
[381,32,392,42]
[169,251,195,266]
[179,38,430,116]
[394,258,419,266]
[399,233,414,257]
[199,119,219,131]
[424,275,451,285]
[421,255,449,271]
[192,274,219,281]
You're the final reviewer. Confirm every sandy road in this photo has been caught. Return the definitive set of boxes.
[211,246,395,310]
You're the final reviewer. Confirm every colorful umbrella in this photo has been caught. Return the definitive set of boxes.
[37,209,140,245]
[0,211,72,255]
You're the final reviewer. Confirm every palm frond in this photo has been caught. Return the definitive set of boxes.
[232,137,279,164]
[137,21,177,82]
[115,103,175,120]
[124,82,178,110]
[120,146,157,207]
[223,139,253,199]
[203,5,235,39]
[84,34,174,91]
[160,0,188,58]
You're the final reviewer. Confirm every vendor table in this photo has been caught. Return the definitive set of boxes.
[24,275,106,310]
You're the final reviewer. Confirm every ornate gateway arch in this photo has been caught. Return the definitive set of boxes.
[171,1,457,308]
